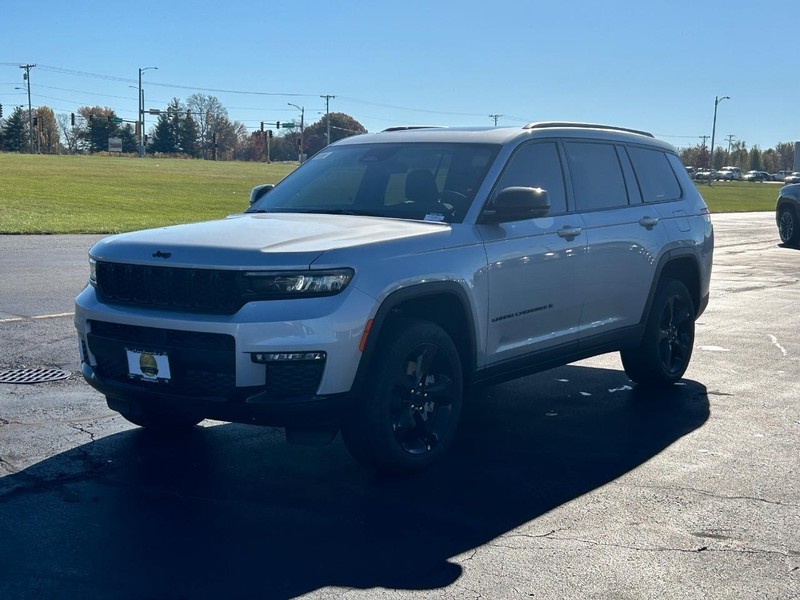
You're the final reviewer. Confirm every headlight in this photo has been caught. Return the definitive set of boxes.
[242,268,354,299]
[88,258,97,285]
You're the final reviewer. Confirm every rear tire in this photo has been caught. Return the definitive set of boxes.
[621,279,695,387]
[341,319,463,473]
[778,205,799,246]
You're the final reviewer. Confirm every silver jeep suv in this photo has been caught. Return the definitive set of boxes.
[75,123,714,472]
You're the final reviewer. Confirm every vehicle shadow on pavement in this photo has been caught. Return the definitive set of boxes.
[0,364,709,599]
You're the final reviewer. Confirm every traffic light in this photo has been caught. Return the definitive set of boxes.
[32,116,38,127]
[276,121,281,129]
[70,112,75,126]
[268,130,273,139]
[260,121,264,132]
[0,103,3,118]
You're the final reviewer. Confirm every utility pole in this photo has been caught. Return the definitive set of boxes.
[699,135,710,167]
[320,94,335,146]
[138,66,158,157]
[19,64,35,154]
[726,134,736,154]
[489,114,502,126]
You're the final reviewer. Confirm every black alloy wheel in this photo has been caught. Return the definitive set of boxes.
[342,319,463,472]
[778,206,799,246]
[621,278,695,387]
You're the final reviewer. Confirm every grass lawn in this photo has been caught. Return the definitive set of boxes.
[0,154,781,234]
[694,181,779,213]
[0,154,296,234]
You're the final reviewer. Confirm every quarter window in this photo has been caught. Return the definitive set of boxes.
[628,147,683,202]
[564,142,629,211]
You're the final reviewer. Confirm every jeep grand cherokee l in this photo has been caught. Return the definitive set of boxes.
[75,123,714,472]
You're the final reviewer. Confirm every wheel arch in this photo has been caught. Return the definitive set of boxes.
[641,250,702,325]
[351,282,477,395]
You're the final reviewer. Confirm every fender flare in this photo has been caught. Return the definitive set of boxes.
[350,282,478,395]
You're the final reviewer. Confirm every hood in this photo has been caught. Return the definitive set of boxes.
[89,212,450,269]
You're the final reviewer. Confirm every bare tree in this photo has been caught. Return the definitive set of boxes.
[186,94,227,159]
[56,113,79,154]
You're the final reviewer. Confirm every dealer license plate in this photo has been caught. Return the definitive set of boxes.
[125,348,171,382]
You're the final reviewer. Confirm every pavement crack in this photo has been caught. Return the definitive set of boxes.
[0,456,20,474]
[69,422,97,443]
[611,482,799,508]
[492,533,796,559]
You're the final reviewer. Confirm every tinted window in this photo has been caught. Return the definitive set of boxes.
[565,142,628,211]
[494,142,567,214]
[628,147,683,202]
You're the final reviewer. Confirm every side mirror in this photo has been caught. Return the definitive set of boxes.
[249,184,274,205]
[481,187,550,223]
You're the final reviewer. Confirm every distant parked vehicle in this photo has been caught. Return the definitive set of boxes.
[714,166,742,181]
[784,172,800,184]
[743,170,771,182]
[694,169,715,181]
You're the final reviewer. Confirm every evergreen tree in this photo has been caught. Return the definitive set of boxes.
[78,107,121,153]
[1,106,28,152]
[119,124,137,153]
[177,111,199,156]
[149,111,177,153]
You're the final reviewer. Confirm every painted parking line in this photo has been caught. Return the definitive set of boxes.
[0,312,74,324]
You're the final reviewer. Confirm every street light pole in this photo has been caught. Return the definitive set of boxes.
[708,95,730,186]
[138,66,157,157]
[288,103,304,163]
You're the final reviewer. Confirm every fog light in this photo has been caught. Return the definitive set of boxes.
[251,351,326,363]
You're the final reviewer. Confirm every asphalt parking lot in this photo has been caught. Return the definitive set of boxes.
[0,213,798,599]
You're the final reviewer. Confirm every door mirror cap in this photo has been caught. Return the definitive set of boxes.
[249,184,275,205]
[481,187,550,223]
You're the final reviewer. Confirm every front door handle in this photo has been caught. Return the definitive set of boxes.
[557,226,582,240]
[639,216,659,229]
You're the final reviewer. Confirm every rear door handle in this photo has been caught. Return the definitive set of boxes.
[639,216,659,229]
[557,226,582,240]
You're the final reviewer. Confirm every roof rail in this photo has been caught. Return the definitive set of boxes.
[381,125,446,132]
[523,122,654,138]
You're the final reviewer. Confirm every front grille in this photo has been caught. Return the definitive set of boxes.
[87,321,236,398]
[95,262,243,314]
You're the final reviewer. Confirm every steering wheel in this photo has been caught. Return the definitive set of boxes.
[438,190,469,218]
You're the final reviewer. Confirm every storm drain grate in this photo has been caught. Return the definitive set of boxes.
[0,368,71,384]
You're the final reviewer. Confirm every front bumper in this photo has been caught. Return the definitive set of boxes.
[75,283,375,425]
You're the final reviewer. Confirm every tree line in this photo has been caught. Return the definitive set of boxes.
[678,140,795,174]
[0,93,366,161]
[2,106,794,172]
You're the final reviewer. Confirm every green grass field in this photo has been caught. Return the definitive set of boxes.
[0,154,781,234]
[0,154,296,234]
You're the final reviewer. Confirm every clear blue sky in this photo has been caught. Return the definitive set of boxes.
[2,0,797,150]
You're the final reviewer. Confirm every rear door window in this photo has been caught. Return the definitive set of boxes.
[564,142,629,211]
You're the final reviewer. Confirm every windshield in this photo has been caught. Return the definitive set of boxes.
[247,142,499,224]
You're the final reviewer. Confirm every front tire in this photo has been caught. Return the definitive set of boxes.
[778,205,799,246]
[621,279,695,387]
[342,319,463,473]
